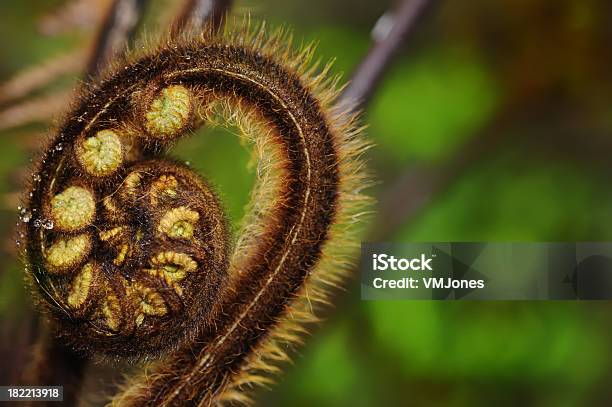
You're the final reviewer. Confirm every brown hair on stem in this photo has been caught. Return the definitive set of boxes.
[20,21,370,405]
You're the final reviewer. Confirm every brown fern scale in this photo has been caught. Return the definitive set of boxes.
[20,23,370,406]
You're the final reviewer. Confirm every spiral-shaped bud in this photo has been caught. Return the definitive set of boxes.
[21,26,368,406]
[142,84,194,139]
[26,115,229,357]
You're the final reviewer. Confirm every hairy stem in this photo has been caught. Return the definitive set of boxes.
[22,25,366,404]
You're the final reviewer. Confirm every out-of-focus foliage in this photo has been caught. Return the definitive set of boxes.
[1,1,612,406]
[369,47,498,163]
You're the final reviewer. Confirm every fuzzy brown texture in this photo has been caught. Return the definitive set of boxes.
[20,22,370,406]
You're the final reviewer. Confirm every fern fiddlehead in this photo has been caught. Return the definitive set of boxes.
[20,24,369,405]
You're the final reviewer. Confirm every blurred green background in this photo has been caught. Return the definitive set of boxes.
[2,0,612,406]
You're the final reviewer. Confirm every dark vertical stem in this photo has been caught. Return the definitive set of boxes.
[86,0,150,79]
[340,0,436,112]
[173,0,234,34]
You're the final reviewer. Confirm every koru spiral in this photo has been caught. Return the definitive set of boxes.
[19,25,368,405]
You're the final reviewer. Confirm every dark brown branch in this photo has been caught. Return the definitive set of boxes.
[86,0,149,79]
[340,0,436,112]
[173,0,234,34]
